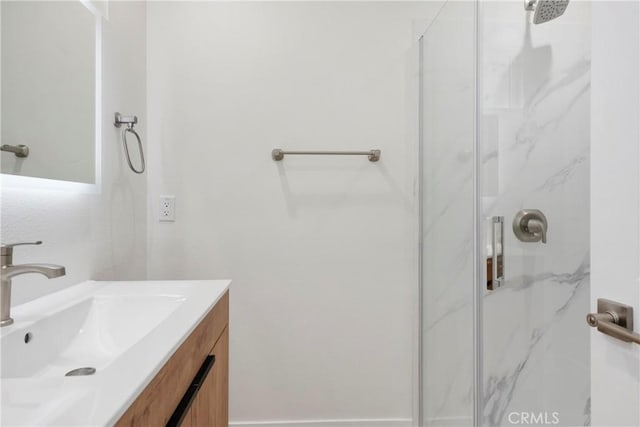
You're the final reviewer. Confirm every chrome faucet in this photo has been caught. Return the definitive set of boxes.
[1,241,66,327]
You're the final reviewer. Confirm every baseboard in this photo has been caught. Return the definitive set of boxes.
[230,418,413,427]
[424,416,473,426]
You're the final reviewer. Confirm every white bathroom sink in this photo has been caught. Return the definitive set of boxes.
[0,279,230,426]
[1,292,185,379]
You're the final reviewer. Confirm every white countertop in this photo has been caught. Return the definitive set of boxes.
[1,280,230,426]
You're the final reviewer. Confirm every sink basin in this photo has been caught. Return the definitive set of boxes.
[1,293,185,378]
[0,279,230,426]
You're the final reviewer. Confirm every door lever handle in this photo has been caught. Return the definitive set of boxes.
[587,299,640,345]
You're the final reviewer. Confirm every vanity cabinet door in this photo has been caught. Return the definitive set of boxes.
[191,357,215,425]
[192,327,229,427]
[179,408,194,427]
[213,327,229,427]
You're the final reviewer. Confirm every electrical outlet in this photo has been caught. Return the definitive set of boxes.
[159,196,175,222]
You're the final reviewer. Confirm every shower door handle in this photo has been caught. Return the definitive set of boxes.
[491,216,505,289]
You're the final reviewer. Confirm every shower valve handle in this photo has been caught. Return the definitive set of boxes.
[513,209,548,244]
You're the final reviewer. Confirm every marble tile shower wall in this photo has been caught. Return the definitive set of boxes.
[480,2,591,427]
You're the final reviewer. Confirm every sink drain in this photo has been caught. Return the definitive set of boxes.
[65,367,96,377]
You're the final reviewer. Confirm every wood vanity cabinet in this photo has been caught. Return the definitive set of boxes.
[116,291,229,427]
[180,327,228,426]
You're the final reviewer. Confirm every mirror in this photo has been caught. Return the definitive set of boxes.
[1,1,98,184]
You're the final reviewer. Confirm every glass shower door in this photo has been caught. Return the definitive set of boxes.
[419,2,477,426]
[478,1,591,426]
[420,1,591,426]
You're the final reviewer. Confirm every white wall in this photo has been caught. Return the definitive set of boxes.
[591,2,640,426]
[146,2,438,425]
[0,1,147,305]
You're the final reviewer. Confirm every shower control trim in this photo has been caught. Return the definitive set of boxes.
[587,299,640,345]
[513,209,548,244]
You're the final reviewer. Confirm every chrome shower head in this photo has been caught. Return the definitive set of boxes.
[525,0,569,24]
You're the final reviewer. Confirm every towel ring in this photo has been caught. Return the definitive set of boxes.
[122,127,145,174]
[114,112,145,174]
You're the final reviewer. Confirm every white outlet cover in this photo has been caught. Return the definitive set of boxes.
[159,195,175,222]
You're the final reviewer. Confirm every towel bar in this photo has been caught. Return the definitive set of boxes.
[272,148,380,162]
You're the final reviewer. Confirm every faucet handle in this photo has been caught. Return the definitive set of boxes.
[1,241,43,256]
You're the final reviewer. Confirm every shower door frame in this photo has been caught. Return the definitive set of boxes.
[471,0,483,426]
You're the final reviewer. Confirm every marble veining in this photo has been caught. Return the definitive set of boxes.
[537,152,588,192]
[483,257,590,425]
[512,82,590,159]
